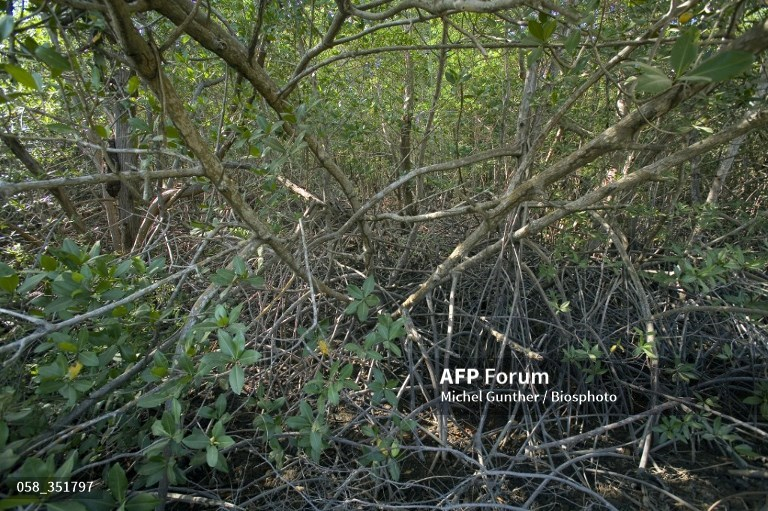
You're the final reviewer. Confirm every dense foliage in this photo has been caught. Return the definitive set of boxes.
[1,0,767,509]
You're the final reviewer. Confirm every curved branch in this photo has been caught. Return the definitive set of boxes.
[108,0,348,301]
[401,31,768,309]
[343,0,579,23]
[0,168,205,195]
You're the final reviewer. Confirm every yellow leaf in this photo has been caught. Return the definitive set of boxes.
[317,339,330,357]
[678,12,693,24]
[67,361,83,380]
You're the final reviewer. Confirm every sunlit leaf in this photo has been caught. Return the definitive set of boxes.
[127,75,140,95]
[0,263,18,293]
[4,64,39,90]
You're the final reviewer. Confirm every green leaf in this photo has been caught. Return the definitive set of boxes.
[212,268,236,286]
[356,303,369,322]
[347,284,363,300]
[564,30,580,54]
[55,450,77,479]
[627,61,664,76]
[93,125,109,139]
[35,45,72,72]
[0,15,14,42]
[362,275,375,295]
[309,429,322,453]
[542,19,557,41]
[218,330,238,359]
[285,416,309,429]
[206,445,219,467]
[125,493,161,511]
[232,256,247,277]
[677,75,713,84]
[211,421,224,439]
[0,263,18,293]
[327,386,339,406]
[0,422,7,447]
[445,68,458,85]
[137,380,184,408]
[344,343,362,356]
[40,253,58,271]
[670,29,698,77]
[128,117,150,133]
[108,463,128,502]
[528,19,544,41]
[344,301,358,315]
[340,363,354,380]
[78,351,100,367]
[238,349,261,365]
[161,410,177,437]
[229,364,245,395]
[687,51,753,83]
[127,75,140,95]
[245,275,264,287]
[46,122,76,135]
[527,47,543,67]
[198,352,229,375]
[151,419,168,438]
[47,503,87,511]
[216,434,235,449]
[182,430,211,449]
[635,72,673,94]
[388,460,401,481]
[299,400,314,418]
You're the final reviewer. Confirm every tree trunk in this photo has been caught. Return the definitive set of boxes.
[111,68,140,252]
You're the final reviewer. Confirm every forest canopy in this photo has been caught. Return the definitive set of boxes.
[1,0,767,509]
